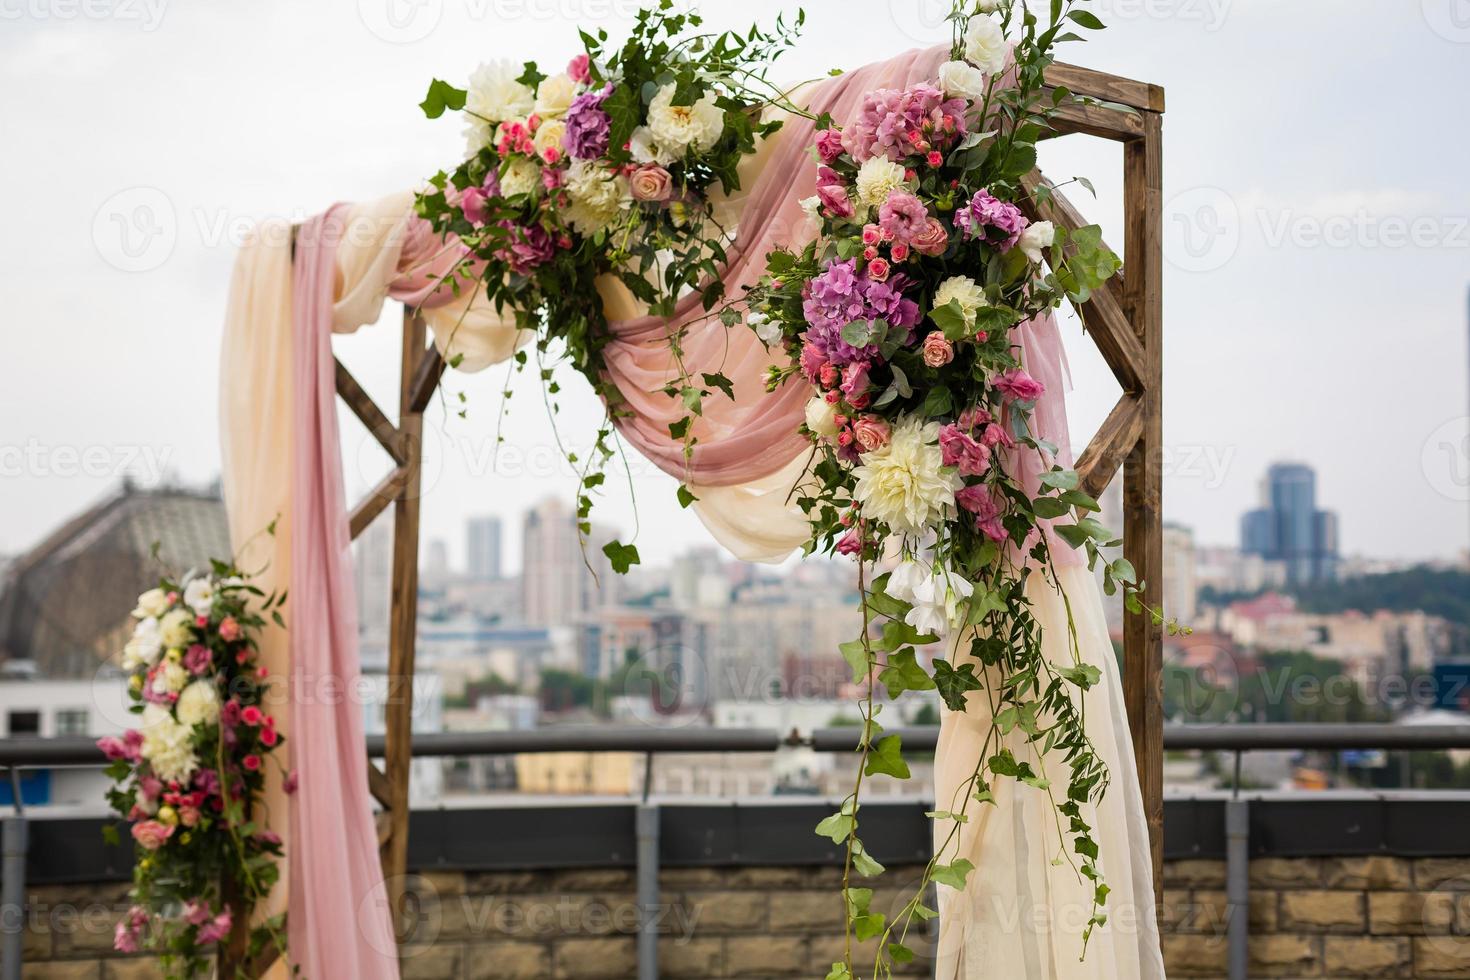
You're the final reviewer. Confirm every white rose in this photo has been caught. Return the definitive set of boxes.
[799,195,823,224]
[466,59,535,123]
[533,118,567,162]
[1017,220,1055,263]
[938,60,989,102]
[855,157,909,213]
[804,397,840,439]
[182,578,214,617]
[934,275,986,324]
[158,609,194,650]
[964,16,1010,76]
[132,588,169,619]
[534,73,576,117]
[629,126,676,166]
[646,83,725,156]
[122,618,162,670]
[176,681,221,727]
[499,156,540,198]
[977,0,1003,11]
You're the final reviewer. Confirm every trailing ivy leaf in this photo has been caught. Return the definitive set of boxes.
[878,647,935,699]
[925,810,969,824]
[965,589,1006,627]
[602,540,641,574]
[676,485,698,508]
[852,840,885,877]
[815,809,856,844]
[929,299,970,341]
[1058,663,1103,689]
[864,734,910,779]
[931,858,975,890]
[419,79,467,118]
[1031,496,1070,519]
[824,964,853,980]
[838,639,870,684]
[515,61,547,89]
[888,942,916,964]
[701,372,735,400]
[668,417,691,440]
[853,910,887,941]
[912,901,939,921]
[932,659,983,710]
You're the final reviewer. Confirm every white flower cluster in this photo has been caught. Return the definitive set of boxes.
[637,83,725,164]
[889,560,975,638]
[563,160,632,236]
[936,5,1012,102]
[140,703,199,783]
[850,417,961,534]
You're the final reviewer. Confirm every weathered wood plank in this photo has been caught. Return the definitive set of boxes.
[407,342,445,416]
[348,466,408,540]
[366,757,393,809]
[335,357,405,466]
[1076,395,1144,501]
[1121,110,1165,906]
[1045,96,1145,142]
[1047,62,1166,113]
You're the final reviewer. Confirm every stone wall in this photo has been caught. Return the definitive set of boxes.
[17,858,1470,978]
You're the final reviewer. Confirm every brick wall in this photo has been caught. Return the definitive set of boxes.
[18,858,1470,978]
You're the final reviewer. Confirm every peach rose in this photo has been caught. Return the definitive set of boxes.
[922,332,954,368]
[853,417,891,452]
[629,164,673,202]
[912,216,949,257]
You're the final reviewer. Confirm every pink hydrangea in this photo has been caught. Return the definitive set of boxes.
[842,84,968,162]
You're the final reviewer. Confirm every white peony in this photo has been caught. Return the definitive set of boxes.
[534,73,577,117]
[176,681,220,727]
[855,157,909,213]
[182,578,214,617]
[122,617,162,670]
[934,275,986,324]
[463,119,493,157]
[938,60,989,102]
[629,126,677,167]
[132,588,169,619]
[804,396,840,439]
[466,59,535,124]
[905,570,975,637]
[499,156,540,198]
[1018,220,1055,263]
[964,16,1010,76]
[139,704,198,783]
[158,609,194,649]
[646,84,725,157]
[563,161,630,236]
[533,118,567,161]
[851,417,961,534]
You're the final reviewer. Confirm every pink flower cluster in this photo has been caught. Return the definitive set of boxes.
[839,83,969,163]
[954,189,1029,251]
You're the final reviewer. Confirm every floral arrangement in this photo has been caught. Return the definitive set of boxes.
[98,564,290,977]
[740,2,1180,976]
[416,2,808,568]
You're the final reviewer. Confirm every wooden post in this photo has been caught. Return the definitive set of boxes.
[381,308,428,930]
[1122,110,1165,903]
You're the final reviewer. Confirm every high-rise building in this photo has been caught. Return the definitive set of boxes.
[353,515,394,641]
[466,515,503,581]
[1161,523,1198,625]
[1240,462,1339,585]
[520,497,618,626]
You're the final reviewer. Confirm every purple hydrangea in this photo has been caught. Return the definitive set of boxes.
[801,258,922,366]
[954,189,1029,251]
[562,83,614,160]
[842,83,969,163]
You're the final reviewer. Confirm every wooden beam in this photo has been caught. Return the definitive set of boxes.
[1044,96,1145,142]
[1075,395,1144,501]
[407,343,445,416]
[366,757,393,809]
[380,311,428,929]
[335,358,406,466]
[1121,110,1165,906]
[1018,174,1146,392]
[348,466,409,540]
[1046,62,1166,113]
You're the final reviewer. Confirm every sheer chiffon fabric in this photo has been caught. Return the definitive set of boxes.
[933,561,1166,979]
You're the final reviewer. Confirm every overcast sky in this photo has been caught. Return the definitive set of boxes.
[3,0,1469,573]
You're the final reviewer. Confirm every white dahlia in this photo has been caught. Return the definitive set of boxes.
[855,157,908,213]
[646,83,725,157]
[466,59,535,124]
[499,156,540,198]
[176,681,220,727]
[851,417,960,534]
[158,609,194,650]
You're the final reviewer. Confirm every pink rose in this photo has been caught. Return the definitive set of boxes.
[939,425,992,477]
[815,128,846,164]
[217,617,242,642]
[567,53,591,83]
[799,342,828,384]
[994,368,1045,402]
[282,770,299,795]
[97,735,136,763]
[957,405,993,433]
[841,361,871,400]
[981,422,1015,450]
[956,485,1009,542]
[131,820,174,851]
[836,530,864,556]
[629,164,672,202]
[816,182,854,219]
[861,224,881,246]
[866,257,890,282]
[853,417,891,452]
[241,705,263,726]
[911,217,949,257]
[890,242,910,262]
[921,332,954,368]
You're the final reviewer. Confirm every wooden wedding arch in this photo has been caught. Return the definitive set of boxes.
[246,61,1164,967]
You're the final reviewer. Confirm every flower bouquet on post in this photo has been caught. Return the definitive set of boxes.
[99,564,290,977]
[744,1,1179,975]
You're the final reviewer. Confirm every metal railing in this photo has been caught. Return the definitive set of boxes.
[5,722,1470,980]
